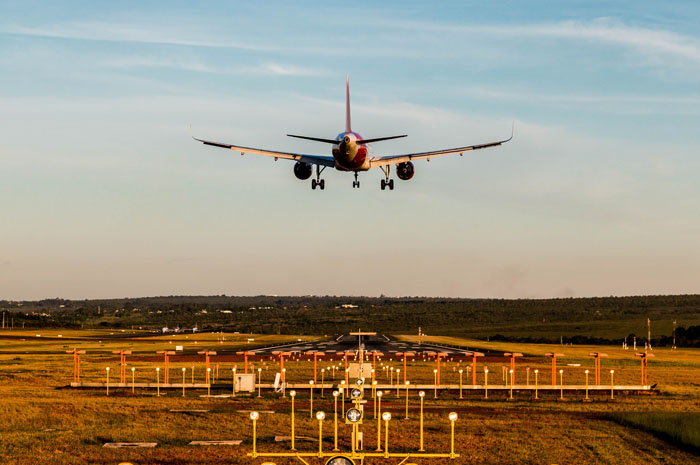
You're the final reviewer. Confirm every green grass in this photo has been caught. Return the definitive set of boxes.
[611,412,700,453]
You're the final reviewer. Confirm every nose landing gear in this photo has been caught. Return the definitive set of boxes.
[352,171,360,188]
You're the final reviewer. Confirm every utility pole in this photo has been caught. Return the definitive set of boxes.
[2,311,5,329]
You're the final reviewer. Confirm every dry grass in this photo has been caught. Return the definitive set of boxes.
[1,332,699,464]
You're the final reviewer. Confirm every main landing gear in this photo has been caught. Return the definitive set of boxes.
[311,165,326,190]
[352,171,360,188]
[379,166,394,190]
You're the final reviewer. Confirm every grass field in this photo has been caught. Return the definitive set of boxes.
[1,331,699,464]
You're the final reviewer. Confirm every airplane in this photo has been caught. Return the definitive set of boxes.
[194,75,513,191]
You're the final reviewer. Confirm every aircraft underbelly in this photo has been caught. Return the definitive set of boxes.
[333,145,369,171]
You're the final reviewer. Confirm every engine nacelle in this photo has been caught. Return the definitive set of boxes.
[396,161,415,180]
[293,162,313,180]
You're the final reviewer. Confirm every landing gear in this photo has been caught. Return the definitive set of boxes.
[311,165,326,190]
[379,166,394,190]
[352,171,360,188]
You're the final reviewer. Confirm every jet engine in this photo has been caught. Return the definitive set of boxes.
[396,161,415,180]
[293,162,313,180]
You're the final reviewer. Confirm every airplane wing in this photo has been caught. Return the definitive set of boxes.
[193,137,336,167]
[369,126,513,168]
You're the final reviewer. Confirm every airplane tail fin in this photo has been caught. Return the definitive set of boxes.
[346,73,351,134]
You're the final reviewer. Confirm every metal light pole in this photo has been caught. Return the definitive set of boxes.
[105,367,110,396]
[509,369,514,399]
[405,381,410,419]
[340,381,345,418]
[182,367,186,397]
[534,369,539,400]
[419,391,425,451]
[383,412,391,459]
[449,412,458,458]
[320,369,325,397]
[290,390,296,450]
[206,367,211,397]
[257,368,262,397]
[250,411,259,458]
[375,391,383,451]
[309,380,315,418]
[584,370,589,400]
[610,370,615,399]
[131,367,135,394]
[156,367,160,397]
[232,367,236,397]
[316,411,325,457]
[333,390,339,451]
[459,369,463,399]
[433,369,438,398]
[559,369,564,400]
[484,367,489,399]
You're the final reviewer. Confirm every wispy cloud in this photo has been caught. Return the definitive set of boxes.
[383,18,700,65]
[2,22,279,52]
[101,57,326,77]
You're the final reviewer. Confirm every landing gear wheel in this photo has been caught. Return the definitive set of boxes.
[381,179,386,190]
[389,179,394,190]
[352,171,360,189]
[319,179,325,190]
[311,179,317,190]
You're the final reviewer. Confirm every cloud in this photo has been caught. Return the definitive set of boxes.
[2,22,278,52]
[101,56,327,77]
[383,18,700,66]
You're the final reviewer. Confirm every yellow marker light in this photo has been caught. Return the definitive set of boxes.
[375,391,383,451]
[449,412,458,458]
[290,390,296,450]
[382,412,391,458]
[316,411,325,456]
[249,411,259,457]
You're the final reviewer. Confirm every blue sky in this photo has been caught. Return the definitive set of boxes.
[1,1,699,300]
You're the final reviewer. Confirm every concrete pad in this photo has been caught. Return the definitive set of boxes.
[199,394,231,398]
[189,440,242,446]
[169,409,209,413]
[103,443,157,448]
[237,409,275,414]
[275,435,316,442]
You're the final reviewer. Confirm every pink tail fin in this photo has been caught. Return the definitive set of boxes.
[345,74,351,134]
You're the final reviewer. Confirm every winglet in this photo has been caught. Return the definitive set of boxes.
[345,73,352,134]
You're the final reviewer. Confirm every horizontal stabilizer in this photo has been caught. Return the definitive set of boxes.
[358,135,407,144]
[287,134,339,144]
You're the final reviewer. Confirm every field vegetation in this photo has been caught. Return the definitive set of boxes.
[1,331,699,464]
[2,294,700,347]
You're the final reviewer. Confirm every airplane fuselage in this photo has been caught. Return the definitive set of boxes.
[332,132,371,171]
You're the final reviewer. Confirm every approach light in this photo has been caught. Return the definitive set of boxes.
[419,391,425,397]
[346,408,362,423]
[290,390,296,397]
[316,411,326,421]
[382,412,391,421]
[351,388,362,399]
[356,379,364,386]
[333,390,339,397]
[250,411,259,421]
[449,412,458,421]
